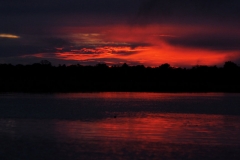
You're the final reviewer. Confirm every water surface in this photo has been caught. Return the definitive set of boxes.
[1,92,240,159]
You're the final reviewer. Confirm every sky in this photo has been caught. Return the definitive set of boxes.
[1,0,240,67]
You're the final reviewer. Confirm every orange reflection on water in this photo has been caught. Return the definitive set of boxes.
[54,92,226,100]
[54,113,240,145]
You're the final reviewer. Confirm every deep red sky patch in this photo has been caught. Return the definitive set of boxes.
[50,24,239,67]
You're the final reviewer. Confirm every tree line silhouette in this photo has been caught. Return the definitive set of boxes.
[1,60,240,92]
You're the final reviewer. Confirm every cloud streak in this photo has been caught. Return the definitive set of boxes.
[0,33,20,38]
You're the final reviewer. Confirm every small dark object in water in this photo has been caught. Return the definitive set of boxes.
[114,115,117,118]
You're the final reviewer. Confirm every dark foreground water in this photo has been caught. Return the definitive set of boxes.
[1,92,240,159]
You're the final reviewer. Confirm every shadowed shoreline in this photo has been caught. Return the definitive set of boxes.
[1,61,240,93]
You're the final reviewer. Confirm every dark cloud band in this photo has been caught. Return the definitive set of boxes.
[164,34,240,51]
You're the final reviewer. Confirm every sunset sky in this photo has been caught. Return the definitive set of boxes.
[1,0,240,67]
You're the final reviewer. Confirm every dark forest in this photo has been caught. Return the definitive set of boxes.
[1,61,240,93]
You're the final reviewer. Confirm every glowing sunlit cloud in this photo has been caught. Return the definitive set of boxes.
[55,46,146,60]
[0,33,20,39]
[47,24,240,67]
[53,44,234,67]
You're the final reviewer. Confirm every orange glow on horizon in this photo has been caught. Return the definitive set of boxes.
[39,24,240,67]
[54,45,233,67]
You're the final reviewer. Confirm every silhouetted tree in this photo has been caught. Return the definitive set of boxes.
[122,63,129,68]
[96,63,108,69]
[40,60,52,66]
[224,61,238,70]
[159,63,171,70]
[1,61,240,92]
